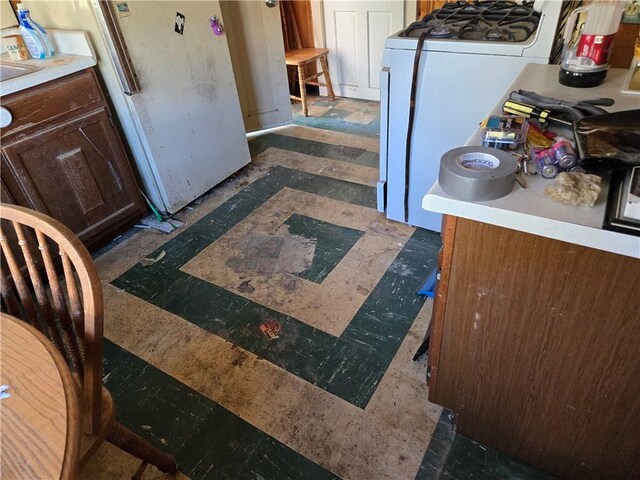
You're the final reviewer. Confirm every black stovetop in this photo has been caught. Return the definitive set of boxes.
[400,1,541,42]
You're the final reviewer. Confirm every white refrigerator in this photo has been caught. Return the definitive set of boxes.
[29,0,250,214]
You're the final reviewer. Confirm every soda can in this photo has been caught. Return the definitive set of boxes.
[570,166,586,173]
[553,139,577,169]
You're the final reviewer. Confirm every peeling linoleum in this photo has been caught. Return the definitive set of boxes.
[85,96,552,480]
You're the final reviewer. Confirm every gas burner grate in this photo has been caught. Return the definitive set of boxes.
[400,0,541,42]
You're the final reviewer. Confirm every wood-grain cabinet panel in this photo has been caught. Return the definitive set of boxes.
[428,217,640,479]
[1,69,145,250]
[2,109,142,246]
[0,70,103,138]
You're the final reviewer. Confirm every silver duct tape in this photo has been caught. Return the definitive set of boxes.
[439,146,519,201]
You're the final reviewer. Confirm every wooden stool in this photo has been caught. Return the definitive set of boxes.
[285,48,336,117]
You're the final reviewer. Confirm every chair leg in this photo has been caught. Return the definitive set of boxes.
[319,55,336,101]
[107,422,178,474]
[297,64,308,116]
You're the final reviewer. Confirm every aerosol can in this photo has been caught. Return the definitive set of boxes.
[559,1,626,88]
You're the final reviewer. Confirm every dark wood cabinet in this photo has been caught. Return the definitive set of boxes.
[1,69,145,250]
[427,215,640,479]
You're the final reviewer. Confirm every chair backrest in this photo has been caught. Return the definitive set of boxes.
[0,204,103,434]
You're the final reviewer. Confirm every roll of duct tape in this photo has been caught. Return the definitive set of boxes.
[439,146,519,201]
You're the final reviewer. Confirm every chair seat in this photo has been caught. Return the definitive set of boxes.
[285,48,330,66]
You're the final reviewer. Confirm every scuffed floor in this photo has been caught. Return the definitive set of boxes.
[84,96,552,480]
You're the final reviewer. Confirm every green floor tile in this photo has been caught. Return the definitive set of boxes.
[341,228,440,358]
[293,107,380,137]
[103,340,338,480]
[180,410,339,480]
[353,151,379,168]
[415,412,556,480]
[249,140,270,158]
[249,133,368,166]
[293,175,376,208]
[284,213,363,283]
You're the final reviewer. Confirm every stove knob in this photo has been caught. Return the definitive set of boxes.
[0,107,12,128]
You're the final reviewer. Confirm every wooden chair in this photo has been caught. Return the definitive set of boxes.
[0,204,178,479]
[285,48,336,116]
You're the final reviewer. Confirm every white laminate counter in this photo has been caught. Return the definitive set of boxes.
[422,64,640,259]
[0,30,96,96]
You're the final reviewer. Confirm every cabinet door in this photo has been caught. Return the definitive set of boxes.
[1,108,144,246]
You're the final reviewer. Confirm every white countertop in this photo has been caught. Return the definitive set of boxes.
[423,64,640,259]
[0,30,96,96]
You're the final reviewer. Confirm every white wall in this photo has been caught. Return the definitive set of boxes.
[0,0,17,29]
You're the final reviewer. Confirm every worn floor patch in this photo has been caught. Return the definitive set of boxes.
[180,186,412,337]
[228,229,316,276]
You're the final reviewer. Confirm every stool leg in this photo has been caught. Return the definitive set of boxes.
[319,55,336,101]
[297,64,308,117]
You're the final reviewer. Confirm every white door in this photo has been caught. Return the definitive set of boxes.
[323,0,404,100]
[220,0,292,132]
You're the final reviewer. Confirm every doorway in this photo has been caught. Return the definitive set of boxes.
[222,0,417,133]
[322,0,404,100]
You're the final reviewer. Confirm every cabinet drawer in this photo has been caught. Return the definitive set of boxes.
[0,69,103,138]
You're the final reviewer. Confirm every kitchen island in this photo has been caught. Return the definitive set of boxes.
[422,64,640,479]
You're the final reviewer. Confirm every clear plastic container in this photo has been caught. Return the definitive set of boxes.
[481,115,528,150]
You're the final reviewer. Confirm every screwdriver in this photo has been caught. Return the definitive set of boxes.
[502,99,572,127]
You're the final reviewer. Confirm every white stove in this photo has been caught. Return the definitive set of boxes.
[378,0,576,232]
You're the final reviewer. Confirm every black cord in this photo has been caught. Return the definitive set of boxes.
[404,32,427,223]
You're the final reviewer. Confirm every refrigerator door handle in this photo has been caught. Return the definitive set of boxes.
[92,0,140,95]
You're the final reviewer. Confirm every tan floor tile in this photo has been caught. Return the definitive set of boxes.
[262,386,360,469]
[333,98,380,115]
[344,111,377,125]
[367,216,417,244]
[79,442,187,480]
[298,104,332,117]
[255,147,377,187]
[365,369,441,445]
[385,301,433,384]
[330,412,428,480]
[273,125,379,152]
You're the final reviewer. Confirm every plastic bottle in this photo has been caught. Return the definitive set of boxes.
[17,3,54,59]
[559,1,626,88]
